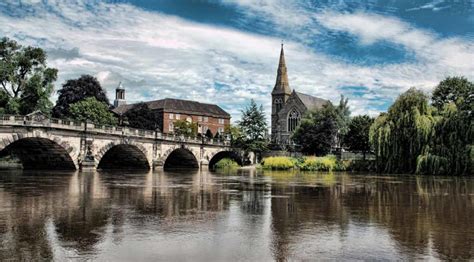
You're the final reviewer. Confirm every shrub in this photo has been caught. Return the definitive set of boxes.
[262,156,295,170]
[298,155,337,171]
[214,158,239,169]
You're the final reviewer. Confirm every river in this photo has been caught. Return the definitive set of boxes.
[0,169,472,261]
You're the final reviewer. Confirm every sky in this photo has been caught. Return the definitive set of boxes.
[1,0,473,122]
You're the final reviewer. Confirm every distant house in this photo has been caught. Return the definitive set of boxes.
[271,45,329,146]
[112,85,230,135]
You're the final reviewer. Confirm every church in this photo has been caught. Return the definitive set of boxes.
[271,45,329,146]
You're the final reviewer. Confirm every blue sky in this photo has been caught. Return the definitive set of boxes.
[1,0,473,121]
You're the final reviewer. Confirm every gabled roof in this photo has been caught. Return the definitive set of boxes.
[113,98,230,118]
[294,91,329,110]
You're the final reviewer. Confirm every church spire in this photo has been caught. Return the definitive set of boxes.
[272,43,291,95]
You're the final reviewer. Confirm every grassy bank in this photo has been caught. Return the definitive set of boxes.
[261,155,374,172]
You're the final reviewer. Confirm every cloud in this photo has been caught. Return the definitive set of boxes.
[0,0,473,124]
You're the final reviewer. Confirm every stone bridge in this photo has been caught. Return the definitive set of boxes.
[0,115,245,171]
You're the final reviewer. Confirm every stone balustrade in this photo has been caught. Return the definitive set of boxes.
[0,115,231,146]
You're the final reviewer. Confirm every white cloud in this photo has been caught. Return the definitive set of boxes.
[0,0,472,124]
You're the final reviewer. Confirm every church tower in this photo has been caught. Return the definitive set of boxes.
[271,44,291,142]
[114,82,126,108]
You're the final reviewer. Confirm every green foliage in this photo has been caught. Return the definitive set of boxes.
[370,88,435,173]
[335,95,351,145]
[214,158,240,169]
[299,155,338,171]
[292,103,339,155]
[0,37,57,115]
[238,99,268,158]
[52,75,109,118]
[123,103,159,130]
[432,76,473,111]
[225,124,244,147]
[69,97,117,125]
[343,115,374,158]
[174,120,198,137]
[262,156,295,170]
[370,77,473,176]
[416,103,473,175]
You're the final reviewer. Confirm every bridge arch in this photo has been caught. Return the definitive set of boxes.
[96,142,150,170]
[0,135,77,170]
[208,151,242,170]
[163,146,199,169]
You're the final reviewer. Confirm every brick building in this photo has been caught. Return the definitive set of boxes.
[112,87,230,135]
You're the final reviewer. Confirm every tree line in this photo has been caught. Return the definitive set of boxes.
[1,37,471,175]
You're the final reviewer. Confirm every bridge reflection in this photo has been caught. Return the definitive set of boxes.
[0,170,472,260]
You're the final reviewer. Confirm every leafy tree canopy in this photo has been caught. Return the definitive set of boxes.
[432,76,473,112]
[343,115,374,158]
[69,97,117,125]
[237,99,268,154]
[123,103,159,130]
[0,37,57,115]
[52,74,109,118]
[370,88,435,173]
[174,120,198,137]
[292,103,339,156]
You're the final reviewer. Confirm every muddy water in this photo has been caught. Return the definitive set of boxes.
[0,169,472,261]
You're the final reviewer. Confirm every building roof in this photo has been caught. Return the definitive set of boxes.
[113,98,231,118]
[295,91,329,110]
[272,44,292,96]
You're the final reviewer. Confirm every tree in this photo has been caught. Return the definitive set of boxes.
[335,95,351,146]
[69,97,117,125]
[292,103,339,155]
[123,103,159,130]
[238,99,268,162]
[225,124,244,147]
[432,76,473,111]
[173,120,197,137]
[416,77,473,176]
[205,129,213,139]
[343,115,374,159]
[52,75,109,118]
[369,88,435,173]
[0,37,57,115]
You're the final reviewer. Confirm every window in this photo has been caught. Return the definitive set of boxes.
[186,117,192,123]
[198,116,203,122]
[275,98,283,112]
[204,116,208,122]
[288,109,300,132]
[176,114,180,120]
[218,127,224,133]
[169,113,174,119]
[169,122,174,132]
[218,118,224,124]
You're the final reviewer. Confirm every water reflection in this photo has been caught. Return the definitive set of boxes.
[0,170,472,261]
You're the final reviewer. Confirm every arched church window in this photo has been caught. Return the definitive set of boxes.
[288,109,300,132]
[275,98,283,112]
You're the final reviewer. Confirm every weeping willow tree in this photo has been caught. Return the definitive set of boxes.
[369,88,436,173]
[371,77,473,175]
[416,77,473,176]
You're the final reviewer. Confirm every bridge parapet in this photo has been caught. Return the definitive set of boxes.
[0,115,231,146]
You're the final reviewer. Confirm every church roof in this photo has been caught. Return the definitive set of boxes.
[113,98,230,118]
[295,91,329,110]
[272,44,291,95]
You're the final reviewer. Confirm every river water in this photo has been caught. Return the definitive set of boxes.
[0,169,472,261]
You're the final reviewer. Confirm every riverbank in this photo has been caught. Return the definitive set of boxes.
[260,156,375,172]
